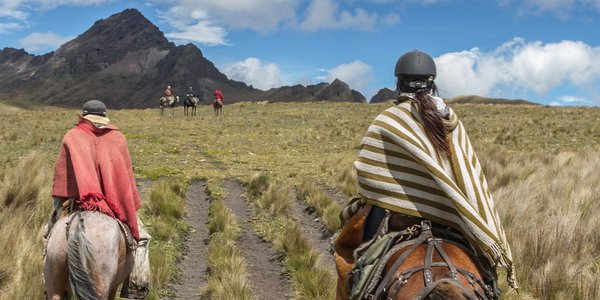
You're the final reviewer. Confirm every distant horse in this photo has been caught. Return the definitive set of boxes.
[183,95,200,116]
[160,96,179,116]
[213,97,223,116]
[44,211,134,300]
[366,221,498,300]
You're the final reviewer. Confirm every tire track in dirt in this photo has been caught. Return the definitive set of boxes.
[320,184,347,207]
[222,179,290,300]
[136,177,154,200]
[173,180,210,299]
[290,188,337,275]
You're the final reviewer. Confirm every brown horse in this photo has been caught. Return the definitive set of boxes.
[213,98,223,116]
[44,211,134,300]
[364,222,499,300]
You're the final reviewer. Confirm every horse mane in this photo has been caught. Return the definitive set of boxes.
[67,214,101,300]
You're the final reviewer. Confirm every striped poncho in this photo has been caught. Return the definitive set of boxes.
[355,98,517,289]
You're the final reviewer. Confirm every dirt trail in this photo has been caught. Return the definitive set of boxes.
[320,184,347,207]
[136,178,154,199]
[222,179,291,300]
[172,180,210,299]
[290,188,337,275]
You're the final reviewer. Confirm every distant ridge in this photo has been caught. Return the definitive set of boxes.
[369,88,541,106]
[446,95,541,105]
[0,8,365,108]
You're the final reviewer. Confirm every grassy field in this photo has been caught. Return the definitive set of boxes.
[1,100,600,299]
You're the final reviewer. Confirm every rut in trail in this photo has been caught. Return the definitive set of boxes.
[222,179,291,300]
[290,188,337,275]
[173,180,210,299]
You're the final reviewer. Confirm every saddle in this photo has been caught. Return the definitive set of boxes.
[58,199,137,251]
[350,220,500,300]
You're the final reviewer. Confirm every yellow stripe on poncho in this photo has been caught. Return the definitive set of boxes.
[355,98,518,289]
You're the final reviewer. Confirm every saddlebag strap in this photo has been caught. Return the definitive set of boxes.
[372,221,433,298]
[116,219,137,252]
[415,278,478,300]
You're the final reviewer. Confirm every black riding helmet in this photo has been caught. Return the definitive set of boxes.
[395,50,436,92]
[81,100,107,117]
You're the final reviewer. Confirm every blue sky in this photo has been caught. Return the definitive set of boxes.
[1,0,600,106]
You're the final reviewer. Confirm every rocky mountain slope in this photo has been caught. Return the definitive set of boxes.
[0,9,365,108]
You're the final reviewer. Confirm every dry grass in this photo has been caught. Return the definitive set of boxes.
[0,152,52,299]
[1,100,600,299]
[248,173,337,299]
[296,181,341,233]
[203,185,252,300]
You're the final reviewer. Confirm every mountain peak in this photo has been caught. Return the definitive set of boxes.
[54,8,172,59]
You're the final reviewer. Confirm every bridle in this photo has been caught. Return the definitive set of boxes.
[372,221,499,300]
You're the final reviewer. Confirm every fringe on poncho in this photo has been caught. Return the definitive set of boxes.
[355,98,518,289]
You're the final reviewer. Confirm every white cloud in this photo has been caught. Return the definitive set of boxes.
[19,31,73,52]
[382,13,400,25]
[549,101,562,106]
[499,0,600,19]
[435,38,600,99]
[0,22,23,33]
[0,0,114,32]
[223,57,282,90]
[163,18,229,46]
[326,60,375,92]
[299,0,378,31]
[560,95,585,102]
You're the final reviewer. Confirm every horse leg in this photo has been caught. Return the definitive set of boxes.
[44,223,69,299]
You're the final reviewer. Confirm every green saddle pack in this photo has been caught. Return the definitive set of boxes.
[349,231,402,300]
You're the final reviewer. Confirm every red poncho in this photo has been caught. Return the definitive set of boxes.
[52,117,141,240]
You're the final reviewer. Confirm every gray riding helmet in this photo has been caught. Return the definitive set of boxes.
[395,50,436,91]
[81,100,107,117]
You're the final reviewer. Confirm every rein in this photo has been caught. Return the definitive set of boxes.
[372,221,498,300]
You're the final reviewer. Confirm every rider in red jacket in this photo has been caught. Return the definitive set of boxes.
[213,89,224,102]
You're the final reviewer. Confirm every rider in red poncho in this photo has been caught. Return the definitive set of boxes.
[45,100,151,298]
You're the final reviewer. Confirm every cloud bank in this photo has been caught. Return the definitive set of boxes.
[435,38,600,103]
[19,31,73,52]
[223,57,282,90]
[325,60,375,92]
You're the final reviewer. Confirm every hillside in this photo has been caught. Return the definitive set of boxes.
[0,9,365,108]
[446,95,541,105]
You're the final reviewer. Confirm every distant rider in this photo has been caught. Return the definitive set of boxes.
[187,86,195,98]
[164,85,173,99]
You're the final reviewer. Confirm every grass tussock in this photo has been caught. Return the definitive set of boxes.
[275,223,336,300]
[250,173,336,299]
[321,153,359,197]
[483,147,600,299]
[0,152,51,299]
[144,179,187,243]
[297,181,341,233]
[203,185,252,300]
[248,172,293,217]
[141,179,188,300]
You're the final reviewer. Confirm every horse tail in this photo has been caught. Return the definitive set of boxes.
[67,213,101,300]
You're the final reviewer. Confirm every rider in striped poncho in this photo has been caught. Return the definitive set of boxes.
[334,50,517,299]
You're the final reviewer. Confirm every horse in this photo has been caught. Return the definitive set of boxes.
[44,211,135,300]
[213,97,223,116]
[159,96,179,116]
[183,95,200,116]
[363,221,499,300]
